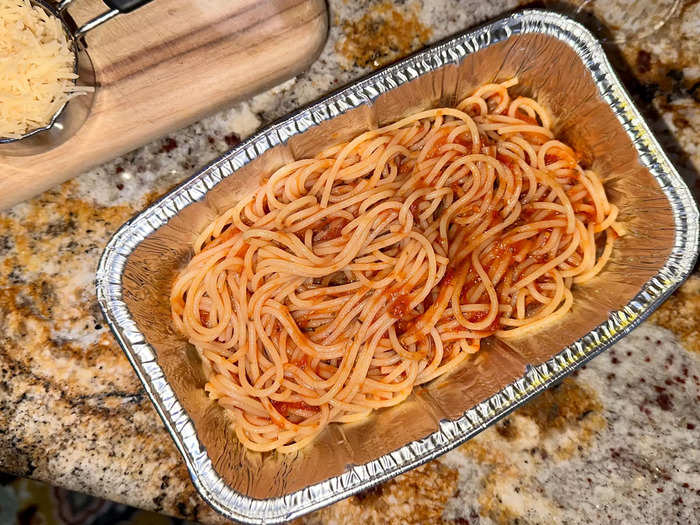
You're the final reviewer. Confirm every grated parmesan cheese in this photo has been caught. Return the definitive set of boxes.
[0,0,92,138]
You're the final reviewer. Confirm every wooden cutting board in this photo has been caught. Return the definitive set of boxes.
[0,0,327,209]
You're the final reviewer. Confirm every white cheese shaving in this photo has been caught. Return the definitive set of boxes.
[0,0,92,138]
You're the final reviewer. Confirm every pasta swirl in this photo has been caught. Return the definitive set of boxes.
[171,79,623,453]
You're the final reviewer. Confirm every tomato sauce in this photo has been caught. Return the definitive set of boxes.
[395,318,414,335]
[545,152,577,169]
[314,218,349,242]
[515,109,538,125]
[387,292,411,319]
[290,353,322,375]
[409,198,423,216]
[426,134,449,158]
[465,310,487,322]
[398,158,414,174]
[496,152,517,169]
[442,267,456,285]
[271,400,320,417]
[450,182,465,198]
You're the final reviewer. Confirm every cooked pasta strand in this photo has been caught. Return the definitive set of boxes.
[171,80,622,453]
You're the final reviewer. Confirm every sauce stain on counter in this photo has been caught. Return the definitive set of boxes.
[336,1,432,69]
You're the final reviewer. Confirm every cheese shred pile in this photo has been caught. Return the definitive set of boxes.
[0,0,91,138]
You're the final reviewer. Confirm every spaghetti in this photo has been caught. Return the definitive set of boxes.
[171,79,623,453]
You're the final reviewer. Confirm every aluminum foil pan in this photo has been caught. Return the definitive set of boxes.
[96,9,699,524]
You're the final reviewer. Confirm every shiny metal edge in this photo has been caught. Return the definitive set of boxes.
[96,9,699,524]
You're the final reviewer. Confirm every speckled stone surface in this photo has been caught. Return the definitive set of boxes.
[1,1,698,524]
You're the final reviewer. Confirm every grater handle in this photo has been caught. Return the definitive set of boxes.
[69,0,154,37]
[104,0,153,13]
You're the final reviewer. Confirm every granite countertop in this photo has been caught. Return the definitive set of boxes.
[1,1,698,523]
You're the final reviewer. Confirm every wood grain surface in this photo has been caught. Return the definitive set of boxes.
[0,0,328,209]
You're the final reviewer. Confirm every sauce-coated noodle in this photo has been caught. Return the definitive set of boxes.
[171,79,623,453]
